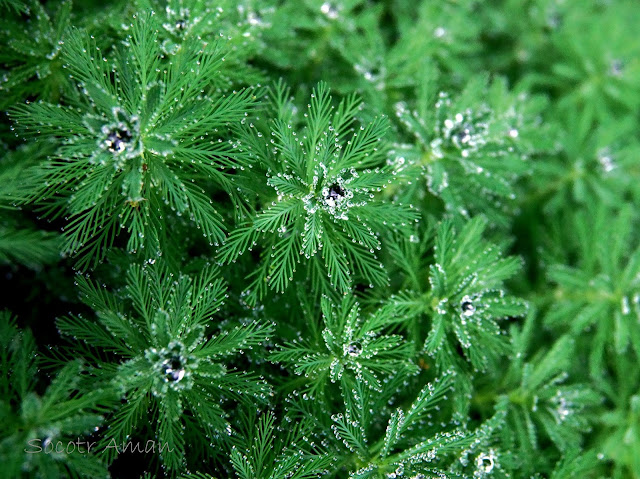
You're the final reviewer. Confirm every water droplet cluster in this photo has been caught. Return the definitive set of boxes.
[146,340,197,395]
[432,101,490,160]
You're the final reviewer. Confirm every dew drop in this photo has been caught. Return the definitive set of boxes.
[460,296,475,317]
[345,341,362,357]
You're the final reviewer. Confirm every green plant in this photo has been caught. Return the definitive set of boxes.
[1,1,638,478]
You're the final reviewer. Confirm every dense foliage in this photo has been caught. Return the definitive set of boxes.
[1,1,638,478]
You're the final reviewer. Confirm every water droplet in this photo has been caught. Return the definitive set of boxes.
[320,2,339,20]
[460,296,475,317]
[475,451,495,474]
[598,148,616,173]
[162,357,185,382]
[434,27,446,38]
[610,59,624,77]
[105,128,132,153]
[621,296,631,315]
[324,183,345,208]
[345,342,362,357]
